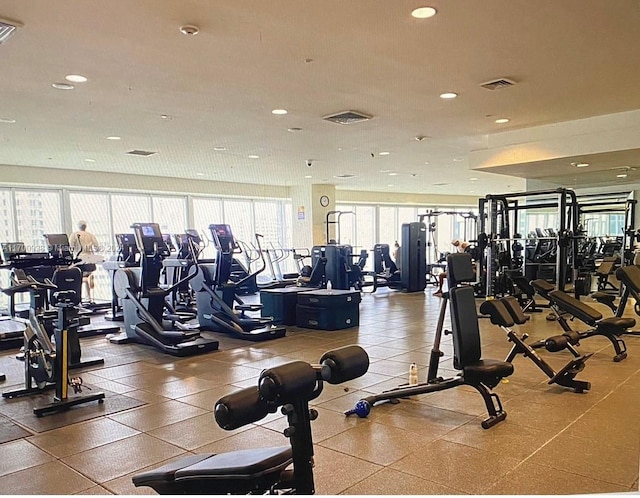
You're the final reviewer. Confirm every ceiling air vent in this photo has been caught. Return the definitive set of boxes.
[127,150,157,157]
[479,78,516,91]
[0,17,23,45]
[323,110,372,125]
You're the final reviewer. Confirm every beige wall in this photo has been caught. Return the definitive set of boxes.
[0,164,478,207]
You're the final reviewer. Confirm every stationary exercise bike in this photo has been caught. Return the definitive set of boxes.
[132,345,369,494]
[2,275,105,416]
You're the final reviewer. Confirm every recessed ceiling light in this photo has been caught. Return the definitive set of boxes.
[453,158,464,162]
[495,118,510,124]
[65,74,87,83]
[84,158,96,163]
[380,169,390,173]
[248,154,260,159]
[411,6,437,18]
[575,162,589,168]
[334,174,357,179]
[304,175,312,179]
[388,172,398,176]
[415,135,428,142]
[379,151,390,156]
[106,136,121,140]
[196,172,205,176]
[469,177,478,181]
[337,147,343,151]
[271,109,288,115]
[440,92,458,99]
[287,127,303,133]
[213,146,226,151]
[52,82,74,90]
[0,118,16,123]
[617,174,628,178]
[424,161,429,165]
[387,184,395,187]
[160,114,170,119]
[179,25,199,36]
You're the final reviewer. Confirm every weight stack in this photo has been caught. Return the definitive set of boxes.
[400,222,427,292]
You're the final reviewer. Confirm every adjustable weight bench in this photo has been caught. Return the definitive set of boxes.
[480,296,591,393]
[346,252,513,429]
[546,289,633,362]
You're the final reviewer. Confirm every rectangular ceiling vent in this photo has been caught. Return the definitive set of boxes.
[127,150,157,157]
[323,110,372,125]
[479,78,516,91]
[0,17,23,45]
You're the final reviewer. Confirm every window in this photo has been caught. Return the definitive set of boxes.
[111,195,151,235]
[14,190,62,252]
[152,196,188,235]
[69,192,112,302]
[192,197,223,259]
[0,189,15,242]
[223,199,255,244]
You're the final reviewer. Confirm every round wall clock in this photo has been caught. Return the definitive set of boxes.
[320,195,330,207]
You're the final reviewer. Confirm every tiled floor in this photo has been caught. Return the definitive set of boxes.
[0,288,639,495]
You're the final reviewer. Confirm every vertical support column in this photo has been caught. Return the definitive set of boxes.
[557,191,567,291]
[289,184,336,250]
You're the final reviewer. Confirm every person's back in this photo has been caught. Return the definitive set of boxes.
[70,220,99,259]
[69,220,100,303]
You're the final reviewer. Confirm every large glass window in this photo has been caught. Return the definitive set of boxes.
[111,195,151,235]
[223,199,255,245]
[14,190,62,252]
[378,207,396,247]
[69,192,112,302]
[152,196,188,235]
[0,189,15,243]
[192,197,223,259]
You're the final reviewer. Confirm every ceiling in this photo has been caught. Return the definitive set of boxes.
[1,1,640,197]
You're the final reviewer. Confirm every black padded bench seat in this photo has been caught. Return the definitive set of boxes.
[531,279,555,299]
[549,290,635,331]
[132,446,292,494]
[616,265,640,292]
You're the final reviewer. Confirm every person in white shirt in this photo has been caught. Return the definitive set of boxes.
[433,239,470,296]
[69,220,101,303]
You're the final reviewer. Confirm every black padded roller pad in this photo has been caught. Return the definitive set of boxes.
[319,345,369,384]
[479,299,515,328]
[446,253,475,287]
[215,387,269,431]
[259,361,317,405]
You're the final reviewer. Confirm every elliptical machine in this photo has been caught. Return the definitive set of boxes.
[190,224,286,341]
[109,222,219,356]
[2,276,105,417]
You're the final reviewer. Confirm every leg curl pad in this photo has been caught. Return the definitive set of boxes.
[258,361,317,406]
[544,335,568,352]
[319,345,370,384]
[215,387,269,431]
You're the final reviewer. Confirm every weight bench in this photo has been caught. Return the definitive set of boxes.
[347,252,513,429]
[612,265,640,323]
[480,296,591,393]
[133,345,369,495]
[594,258,618,292]
[548,290,633,362]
